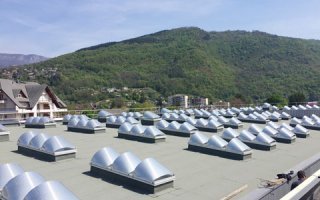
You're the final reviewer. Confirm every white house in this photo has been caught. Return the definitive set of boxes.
[0,79,67,121]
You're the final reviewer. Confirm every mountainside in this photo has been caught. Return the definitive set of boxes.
[0,53,48,67]
[3,27,320,105]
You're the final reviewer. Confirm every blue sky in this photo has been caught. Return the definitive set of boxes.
[1,0,320,57]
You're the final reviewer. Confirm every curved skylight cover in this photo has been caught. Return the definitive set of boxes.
[134,158,174,185]
[24,181,79,200]
[238,113,248,119]
[25,117,54,125]
[195,118,208,127]
[207,120,223,129]
[311,114,320,122]
[107,116,117,124]
[131,124,146,135]
[180,122,197,133]
[167,121,181,131]
[280,123,294,131]
[160,108,172,114]
[248,124,262,135]
[31,117,41,124]
[248,113,258,120]
[17,131,38,147]
[155,120,170,129]
[98,110,112,118]
[29,133,50,149]
[119,124,165,139]
[208,115,218,121]
[2,171,45,200]
[0,163,24,190]
[161,113,171,120]
[302,117,315,126]
[68,118,79,127]
[281,112,291,118]
[293,124,309,135]
[238,130,256,142]
[254,132,276,144]
[144,126,165,138]
[143,111,160,120]
[63,114,72,122]
[207,135,228,150]
[222,128,240,140]
[112,152,142,175]
[262,126,278,137]
[87,119,103,129]
[25,117,34,125]
[185,109,194,115]
[218,116,229,124]
[228,118,242,125]
[118,122,133,134]
[194,109,203,117]
[267,121,280,130]
[41,136,76,154]
[91,147,175,186]
[186,118,197,126]
[115,116,126,124]
[226,138,252,155]
[133,112,143,118]
[188,132,208,146]
[278,127,296,139]
[91,147,120,169]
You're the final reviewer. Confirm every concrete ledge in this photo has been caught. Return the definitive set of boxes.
[240,152,320,200]
[98,118,107,123]
[18,146,76,162]
[196,126,223,133]
[195,116,210,119]
[188,144,251,160]
[274,137,296,144]
[238,119,267,124]
[25,123,57,128]
[106,124,121,128]
[141,119,160,126]
[224,124,243,129]
[0,134,9,142]
[295,133,309,138]
[290,124,320,131]
[160,130,190,137]
[244,142,276,151]
[223,138,275,151]
[67,127,106,134]
[118,133,165,143]
[164,119,185,123]
[90,166,174,194]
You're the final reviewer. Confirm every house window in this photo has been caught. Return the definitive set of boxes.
[0,94,4,100]
[43,104,50,109]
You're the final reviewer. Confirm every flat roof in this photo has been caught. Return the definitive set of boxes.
[1,121,320,199]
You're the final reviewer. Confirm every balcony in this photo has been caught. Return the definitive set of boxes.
[0,108,17,114]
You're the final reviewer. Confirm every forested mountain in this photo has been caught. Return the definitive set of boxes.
[4,27,320,105]
[0,53,48,67]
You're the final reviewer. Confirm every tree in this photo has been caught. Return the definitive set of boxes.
[288,93,306,106]
[265,94,288,107]
[110,98,125,108]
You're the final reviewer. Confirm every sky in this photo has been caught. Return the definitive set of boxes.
[1,0,320,57]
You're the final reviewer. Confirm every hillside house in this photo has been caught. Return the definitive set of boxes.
[0,79,67,121]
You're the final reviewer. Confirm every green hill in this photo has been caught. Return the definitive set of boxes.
[6,27,320,106]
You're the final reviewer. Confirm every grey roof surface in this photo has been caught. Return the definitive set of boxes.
[1,122,320,199]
